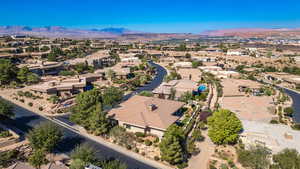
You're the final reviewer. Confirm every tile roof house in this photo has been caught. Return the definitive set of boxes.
[108,95,185,138]
[153,79,198,99]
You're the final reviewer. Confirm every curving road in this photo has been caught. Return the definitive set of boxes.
[122,61,167,101]
[2,61,167,169]
[282,88,300,123]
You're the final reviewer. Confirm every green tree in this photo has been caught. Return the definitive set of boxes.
[27,73,40,84]
[28,149,47,169]
[101,160,127,169]
[140,75,148,85]
[207,109,242,144]
[27,122,62,152]
[17,67,30,83]
[47,53,57,61]
[271,149,300,169]
[169,88,176,100]
[70,89,102,125]
[40,46,50,52]
[176,43,187,51]
[71,144,96,168]
[159,125,185,165]
[74,63,88,74]
[17,67,40,84]
[0,59,17,85]
[70,159,86,169]
[106,69,116,80]
[237,145,271,169]
[179,92,194,103]
[101,87,123,108]
[88,104,110,135]
[192,61,203,68]
[0,99,14,119]
[284,107,294,117]
[138,91,154,97]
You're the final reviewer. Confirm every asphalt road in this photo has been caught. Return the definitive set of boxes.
[56,61,167,126]
[282,88,300,123]
[122,61,167,101]
[1,61,167,169]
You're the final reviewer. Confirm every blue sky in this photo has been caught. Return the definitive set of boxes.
[1,0,300,33]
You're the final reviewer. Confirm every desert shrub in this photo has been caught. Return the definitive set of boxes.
[144,139,152,146]
[135,132,145,137]
[220,164,229,169]
[154,156,160,161]
[209,164,217,169]
[0,130,12,138]
[270,119,279,124]
[28,102,33,107]
[153,137,159,143]
[292,124,300,130]
[237,145,271,169]
[126,144,132,150]
[228,160,235,168]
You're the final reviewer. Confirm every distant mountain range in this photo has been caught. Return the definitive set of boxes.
[201,28,300,38]
[0,26,201,40]
[1,26,300,39]
[0,26,141,39]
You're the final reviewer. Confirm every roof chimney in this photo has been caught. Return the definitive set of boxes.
[148,104,156,111]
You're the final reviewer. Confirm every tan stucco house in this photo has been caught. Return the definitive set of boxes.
[108,95,185,138]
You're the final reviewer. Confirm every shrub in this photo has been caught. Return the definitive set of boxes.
[284,107,294,117]
[270,119,279,124]
[28,102,33,107]
[135,132,145,138]
[292,124,300,130]
[136,138,144,143]
[153,137,159,143]
[0,149,20,168]
[59,70,76,76]
[134,148,139,153]
[220,164,229,169]
[154,156,160,161]
[209,164,217,169]
[19,99,24,103]
[192,129,205,142]
[228,160,235,168]
[237,145,271,169]
[0,130,12,138]
[39,107,44,111]
[198,121,207,130]
[144,139,152,146]
[177,162,188,169]
[126,144,132,150]
[141,152,145,156]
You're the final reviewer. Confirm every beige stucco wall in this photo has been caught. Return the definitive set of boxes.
[148,127,165,138]
[119,121,165,138]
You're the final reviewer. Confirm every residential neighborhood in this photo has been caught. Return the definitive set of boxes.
[1,1,300,169]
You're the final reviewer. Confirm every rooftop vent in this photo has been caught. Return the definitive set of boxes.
[148,104,157,111]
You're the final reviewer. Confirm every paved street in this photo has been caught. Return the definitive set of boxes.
[1,62,168,169]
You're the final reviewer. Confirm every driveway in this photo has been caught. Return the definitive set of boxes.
[189,131,216,169]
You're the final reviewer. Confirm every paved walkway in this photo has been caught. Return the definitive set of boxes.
[208,83,218,110]
[189,131,215,169]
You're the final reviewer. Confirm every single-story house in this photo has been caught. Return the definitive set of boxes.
[108,95,185,138]
[153,79,199,99]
